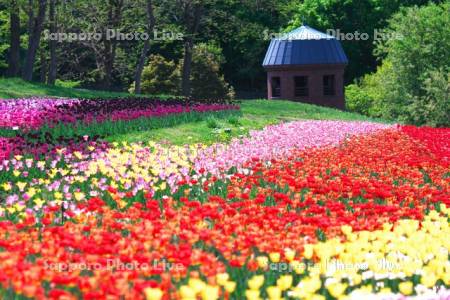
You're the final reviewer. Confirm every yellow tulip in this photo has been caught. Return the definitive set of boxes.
[144,287,163,300]
[248,275,264,290]
[245,289,260,300]
[2,182,12,191]
[201,285,219,300]
[73,151,83,160]
[421,273,437,288]
[216,273,229,286]
[34,198,45,208]
[341,225,352,236]
[303,244,314,259]
[179,285,196,299]
[14,203,25,212]
[327,283,347,298]
[269,252,280,263]
[276,275,293,290]
[266,286,281,300]
[256,256,268,268]
[188,278,205,294]
[290,260,305,274]
[284,248,296,262]
[398,281,413,295]
[74,192,85,201]
[224,281,236,293]
[17,181,27,191]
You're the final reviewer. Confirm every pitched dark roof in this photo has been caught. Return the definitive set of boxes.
[262,25,348,67]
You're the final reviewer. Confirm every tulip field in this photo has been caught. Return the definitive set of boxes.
[0,98,449,300]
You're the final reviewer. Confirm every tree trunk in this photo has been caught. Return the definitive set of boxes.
[181,2,202,97]
[47,0,57,85]
[39,49,47,82]
[134,0,155,94]
[22,0,47,81]
[8,0,21,77]
[100,0,124,90]
[134,40,150,94]
[27,0,34,34]
[181,38,193,97]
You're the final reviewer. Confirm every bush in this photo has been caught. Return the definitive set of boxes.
[130,55,180,95]
[186,43,235,100]
[407,69,450,127]
[347,2,450,127]
[375,2,450,126]
[55,79,82,88]
[345,61,392,117]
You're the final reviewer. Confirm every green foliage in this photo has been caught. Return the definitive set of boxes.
[55,79,81,88]
[108,100,388,145]
[0,8,9,73]
[345,84,373,116]
[0,110,240,144]
[130,54,181,95]
[131,45,235,100]
[288,0,432,82]
[206,116,220,129]
[0,77,171,99]
[345,61,393,117]
[227,115,241,126]
[189,43,235,100]
[376,2,449,126]
[346,2,450,127]
[407,69,450,127]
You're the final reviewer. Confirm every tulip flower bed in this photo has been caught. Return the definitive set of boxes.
[0,97,239,131]
[0,120,449,300]
[0,97,240,160]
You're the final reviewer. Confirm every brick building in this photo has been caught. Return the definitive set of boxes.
[263,25,348,109]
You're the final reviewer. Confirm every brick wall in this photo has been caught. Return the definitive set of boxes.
[266,64,346,109]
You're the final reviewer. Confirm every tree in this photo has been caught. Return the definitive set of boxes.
[133,0,155,94]
[7,0,21,77]
[131,54,180,95]
[203,0,295,91]
[408,69,449,127]
[47,0,57,84]
[68,0,126,89]
[346,2,450,127]
[22,0,47,81]
[288,0,435,82]
[178,0,203,97]
[188,43,234,99]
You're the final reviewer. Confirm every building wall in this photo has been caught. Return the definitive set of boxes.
[266,64,346,109]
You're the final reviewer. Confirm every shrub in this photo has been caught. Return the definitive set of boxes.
[206,116,220,129]
[345,61,392,118]
[130,55,180,95]
[374,2,450,126]
[55,79,82,88]
[347,2,450,127]
[407,69,449,127]
[186,43,235,100]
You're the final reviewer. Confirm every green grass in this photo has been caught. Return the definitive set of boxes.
[0,77,170,99]
[0,110,241,143]
[107,100,388,145]
[0,78,387,145]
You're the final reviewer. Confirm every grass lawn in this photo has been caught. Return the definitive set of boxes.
[0,77,169,99]
[0,78,387,145]
[107,100,388,144]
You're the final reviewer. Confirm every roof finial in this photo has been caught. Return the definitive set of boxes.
[301,17,306,26]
